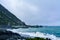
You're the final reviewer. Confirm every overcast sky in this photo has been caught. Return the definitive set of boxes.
[0,0,60,26]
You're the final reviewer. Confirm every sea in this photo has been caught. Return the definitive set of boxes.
[7,26,60,40]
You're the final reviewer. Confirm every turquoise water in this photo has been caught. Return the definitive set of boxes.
[17,26,60,37]
[7,26,60,40]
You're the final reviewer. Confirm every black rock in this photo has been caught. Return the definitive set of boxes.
[46,38,51,40]
[0,30,21,40]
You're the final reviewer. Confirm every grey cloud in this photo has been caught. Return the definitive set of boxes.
[0,0,60,26]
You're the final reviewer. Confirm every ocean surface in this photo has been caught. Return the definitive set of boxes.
[7,26,60,40]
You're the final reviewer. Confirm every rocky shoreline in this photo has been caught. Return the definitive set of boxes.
[0,29,51,40]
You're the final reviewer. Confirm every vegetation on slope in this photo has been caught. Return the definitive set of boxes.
[0,4,26,26]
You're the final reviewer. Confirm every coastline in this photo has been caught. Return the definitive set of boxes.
[0,29,51,40]
[7,28,60,40]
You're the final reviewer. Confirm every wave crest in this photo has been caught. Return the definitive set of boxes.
[7,29,60,40]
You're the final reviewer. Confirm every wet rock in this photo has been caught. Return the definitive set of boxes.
[46,38,51,40]
[0,30,21,40]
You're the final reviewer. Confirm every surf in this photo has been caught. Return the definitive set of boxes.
[7,28,60,40]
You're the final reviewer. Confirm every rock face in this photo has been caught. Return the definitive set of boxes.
[0,30,19,40]
[0,4,26,26]
[0,29,26,40]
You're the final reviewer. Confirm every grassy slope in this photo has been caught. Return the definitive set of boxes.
[26,37,51,40]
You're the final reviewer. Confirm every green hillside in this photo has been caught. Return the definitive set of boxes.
[0,4,26,26]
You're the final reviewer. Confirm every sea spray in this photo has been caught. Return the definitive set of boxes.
[7,29,60,40]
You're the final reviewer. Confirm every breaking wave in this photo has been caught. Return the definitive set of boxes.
[7,29,60,40]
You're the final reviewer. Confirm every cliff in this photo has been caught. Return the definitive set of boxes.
[0,4,26,27]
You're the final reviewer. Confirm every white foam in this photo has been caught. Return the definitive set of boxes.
[7,29,60,40]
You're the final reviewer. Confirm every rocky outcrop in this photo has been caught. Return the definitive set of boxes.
[0,29,51,40]
[0,29,25,40]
